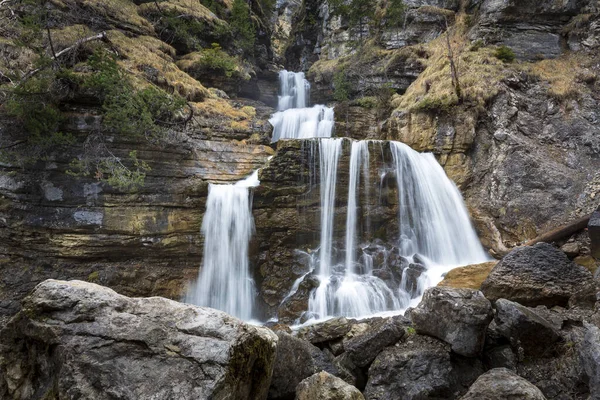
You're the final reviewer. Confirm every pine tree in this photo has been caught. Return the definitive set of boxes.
[230,0,255,54]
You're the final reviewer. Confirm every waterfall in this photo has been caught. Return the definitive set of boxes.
[304,140,489,322]
[185,171,259,321]
[269,70,334,142]
[390,141,488,265]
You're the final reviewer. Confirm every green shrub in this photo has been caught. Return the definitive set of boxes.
[333,69,351,102]
[198,43,239,77]
[353,96,377,108]
[230,0,255,54]
[495,45,516,63]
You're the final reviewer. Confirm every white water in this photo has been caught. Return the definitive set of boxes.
[185,171,259,321]
[269,70,335,142]
[304,140,489,322]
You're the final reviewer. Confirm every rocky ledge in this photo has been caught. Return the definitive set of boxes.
[1,241,599,400]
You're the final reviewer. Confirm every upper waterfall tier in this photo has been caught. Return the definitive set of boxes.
[270,70,334,142]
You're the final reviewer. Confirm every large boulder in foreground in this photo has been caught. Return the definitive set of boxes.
[481,243,593,307]
[412,287,493,357]
[0,280,278,400]
[460,368,546,400]
[295,371,364,400]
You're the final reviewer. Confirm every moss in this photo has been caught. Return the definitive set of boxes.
[240,106,256,118]
[87,271,100,282]
[176,44,249,81]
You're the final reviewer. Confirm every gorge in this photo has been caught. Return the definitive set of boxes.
[1,0,600,398]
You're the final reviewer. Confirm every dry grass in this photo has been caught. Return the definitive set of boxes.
[526,52,594,100]
[193,97,252,121]
[393,15,510,112]
[49,0,154,34]
[138,0,218,22]
[107,30,209,101]
[47,24,94,51]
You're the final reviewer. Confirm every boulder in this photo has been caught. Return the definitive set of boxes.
[438,261,498,290]
[494,299,561,357]
[296,317,355,345]
[481,243,593,307]
[412,287,493,357]
[364,334,481,400]
[268,332,337,400]
[590,210,600,259]
[295,371,364,400]
[460,368,546,400]
[580,323,600,399]
[0,280,278,400]
[343,315,408,367]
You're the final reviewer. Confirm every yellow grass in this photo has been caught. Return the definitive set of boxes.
[526,52,594,100]
[107,30,209,101]
[138,0,218,21]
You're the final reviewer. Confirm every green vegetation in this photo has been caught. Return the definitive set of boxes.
[329,0,405,42]
[231,0,255,54]
[197,43,240,77]
[494,45,516,63]
[333,68,351,102]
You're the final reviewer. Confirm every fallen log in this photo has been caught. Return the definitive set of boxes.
[524,214,592,247]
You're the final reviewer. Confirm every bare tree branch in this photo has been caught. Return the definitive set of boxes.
[20,31,112,82]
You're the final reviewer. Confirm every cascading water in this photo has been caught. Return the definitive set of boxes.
[185,172,259,321]
[303,140,489,322]
[269,70,335,142]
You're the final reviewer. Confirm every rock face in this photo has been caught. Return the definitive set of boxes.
[494,299,562,357]
[0,280,278,400]
[343,316,408,367]
[460,368,547,400]
[468,0,588,60]
[412,287,493,357]
[295,371,364,400]
[269,332,337,400]
[481,243,593,307]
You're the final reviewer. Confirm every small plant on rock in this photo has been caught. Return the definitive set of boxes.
[495,45,516,63]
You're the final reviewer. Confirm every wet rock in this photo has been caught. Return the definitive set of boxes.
[412,287,493,357]
[481,243,593,307]
[269,332,336,400]
[343,315,408,367]
[494,299,562,357]
[364,334,481,400]
[295,371,364,400]
[403,262,428,297]
[0,280,278,400]
[438,261,498,290]
[278,275,320,324]
[460,368,546,400]
[296,317,355,345]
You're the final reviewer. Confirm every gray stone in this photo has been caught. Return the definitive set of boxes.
[580,322,600,399]
[295,371,364,400]
[460,368,546,400]
[269,331,337,400]
[364,334,482,400]
[412,287,493,357]
[481,243,593,307]
[560,241,580,258]
[296,317,355,345]
[343,315,408,367]
[494,299,561,357]
[0,280,278,400]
